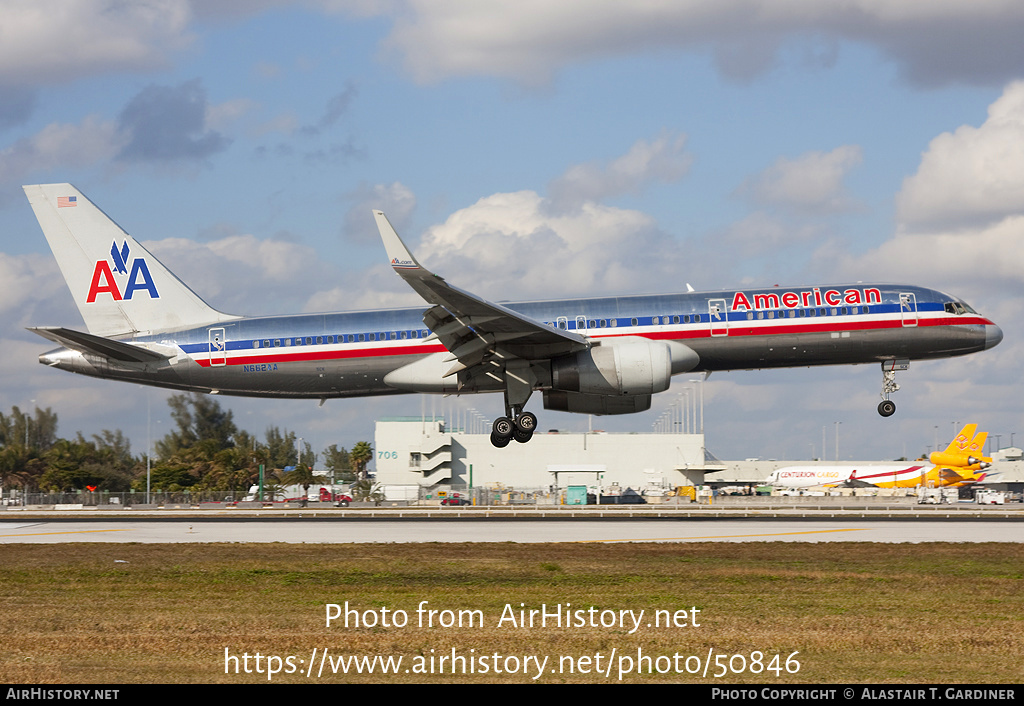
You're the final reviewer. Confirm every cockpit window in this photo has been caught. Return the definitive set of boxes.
[945,301,971,315]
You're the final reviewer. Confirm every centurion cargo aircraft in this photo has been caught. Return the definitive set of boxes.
[25,184,1003,448]
[765,424,994,489]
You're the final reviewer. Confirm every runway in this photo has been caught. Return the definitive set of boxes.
[1,517,1021,543]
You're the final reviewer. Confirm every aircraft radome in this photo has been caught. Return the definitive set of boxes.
[24,184,1003,448]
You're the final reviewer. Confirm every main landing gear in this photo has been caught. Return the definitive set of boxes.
[490,410,537,448]
[489,359,540,448]
[878,359,909,417]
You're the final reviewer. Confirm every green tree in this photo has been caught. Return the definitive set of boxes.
[144,438,223,492]
[155,393,237,459]
[263,426,298,469]
[194,444,262,494]
[321,444,353,482]
[0,405,58,451]
[39,434,134,492]
[0,444,44,492]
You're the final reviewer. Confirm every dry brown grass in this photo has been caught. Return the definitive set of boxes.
[1,542,1022,683]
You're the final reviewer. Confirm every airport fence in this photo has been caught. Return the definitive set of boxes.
[0,484,678,508]
[2,490,246,508]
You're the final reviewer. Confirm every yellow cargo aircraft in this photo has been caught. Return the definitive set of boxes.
[766,424,993,489]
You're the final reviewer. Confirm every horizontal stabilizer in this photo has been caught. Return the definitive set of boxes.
[27,326,172,363]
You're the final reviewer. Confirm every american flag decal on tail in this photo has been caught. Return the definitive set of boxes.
[57,196,77,208]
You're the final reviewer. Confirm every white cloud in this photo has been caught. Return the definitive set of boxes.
[145,235,334,315]
[9,1,1018,92]
[0,0,193,84]
[320,187,680,311]
[548,132,692,210]
[344,181,417,242]
[0,117,124,186]
[897,82,1024,229]
[251,113,301,138]
[712,212,826,263]
[417,191,677,299]
[828,216,1024,314]
[738,145,863,213]
[378,1,1024,86]
[205,98,256,131]
[310,266,419,312]
[0,252,66,325]
[0,80,232,186]
[318,137,697,310]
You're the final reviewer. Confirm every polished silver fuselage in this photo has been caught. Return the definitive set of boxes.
[40,283,1001,399]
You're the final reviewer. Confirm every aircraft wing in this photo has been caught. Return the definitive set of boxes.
[27,326,172,363]
[937,467,976,486]
[838,478,877,488]
[374,211,589,377]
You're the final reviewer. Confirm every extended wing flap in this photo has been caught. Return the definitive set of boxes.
[373,211,589,371]
[28,326,172,363]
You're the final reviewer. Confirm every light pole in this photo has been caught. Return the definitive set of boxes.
[24,399,35,447]
[688,379,704,434]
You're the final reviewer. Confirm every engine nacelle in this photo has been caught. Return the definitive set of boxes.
[543,390,652,415]
[550,340,672,396]
[929,451,991,468]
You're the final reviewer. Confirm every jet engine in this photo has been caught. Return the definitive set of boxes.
[549,340,673,397]
[929,451,991,469]
[543,390,652,415]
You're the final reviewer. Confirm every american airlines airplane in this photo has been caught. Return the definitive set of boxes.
[24,184,1003,448]
[765,424,993,489]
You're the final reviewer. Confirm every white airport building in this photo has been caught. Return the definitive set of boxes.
[374,417,726,497]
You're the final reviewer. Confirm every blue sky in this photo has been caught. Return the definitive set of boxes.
[2,1,1023,465]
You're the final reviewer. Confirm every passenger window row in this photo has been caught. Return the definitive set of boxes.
[251,329,431,349]
[548,307,876,329]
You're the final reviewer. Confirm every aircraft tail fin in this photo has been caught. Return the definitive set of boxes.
[942,424,978,456]
[971,431,988,455]
[24,184,237,337]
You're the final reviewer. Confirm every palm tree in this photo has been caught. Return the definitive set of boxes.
[350,479,385,505]
[350,441,373,480]
[279,463,327,503]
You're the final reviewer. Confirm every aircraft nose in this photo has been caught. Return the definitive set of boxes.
[985,324,1003,350]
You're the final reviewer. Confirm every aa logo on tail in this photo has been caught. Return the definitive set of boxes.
[86,240,160,303]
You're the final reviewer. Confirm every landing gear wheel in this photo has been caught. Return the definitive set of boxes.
[512,427,534,444]
[492,417,513,439]
[490,431,511,448]
[516,411,537,433]
[877,400,896,417]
